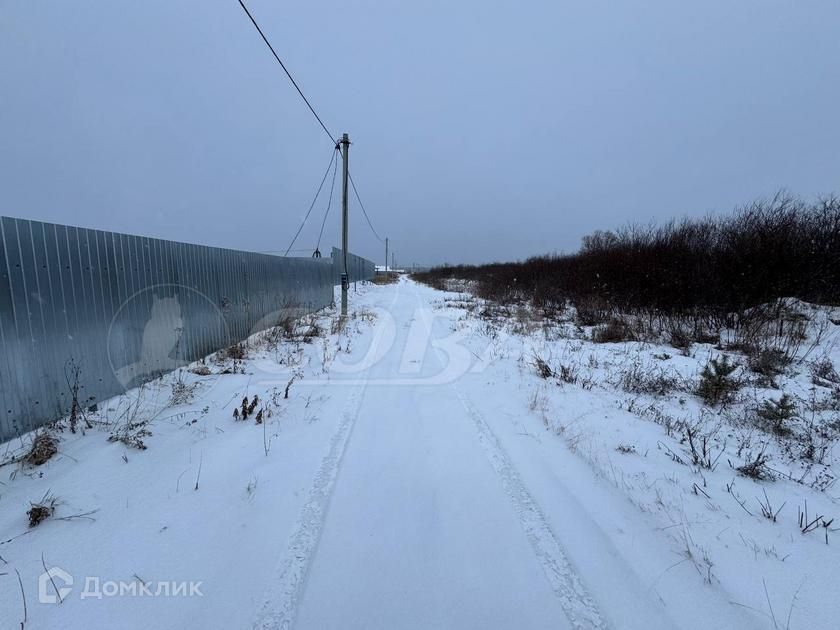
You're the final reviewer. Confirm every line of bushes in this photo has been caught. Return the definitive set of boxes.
[413,193,840,322]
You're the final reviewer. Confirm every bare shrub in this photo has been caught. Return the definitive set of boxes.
[796,417,834,464]
[747,348,790,379]
[109,421,151,450]
[574,296,611,327]
[682,423,724,470]
[735,447,774,481]
[667,327,692,353]
[265,312,325,346]
[63,358,90,433]
[108,407,151,450]
[413,194,840,334]
[592,317,637,344]
[616,362,683,396]
[223,343,247,361]
[169,372,197,406]
[727,301,808,369]
[105,388,154,449]
[811,357,840,386]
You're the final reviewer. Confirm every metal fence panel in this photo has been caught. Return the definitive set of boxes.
[0,217,374,442]
[332,247,376,284]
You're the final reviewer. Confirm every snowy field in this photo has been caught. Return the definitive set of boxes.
[1,276,838,629]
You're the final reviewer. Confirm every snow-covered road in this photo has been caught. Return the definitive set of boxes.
[256,279,751,630]
[2,278,785,629]
[280,279,598,630]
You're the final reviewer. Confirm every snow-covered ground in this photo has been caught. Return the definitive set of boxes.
[1,277,838,629]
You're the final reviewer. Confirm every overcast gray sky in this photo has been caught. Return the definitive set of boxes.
[2,1,838,266]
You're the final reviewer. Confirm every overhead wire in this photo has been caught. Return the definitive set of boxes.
[283,147,339,256]
[315,148,340,255]
[234,3,388,254]
[348,171,385,244]
[235,0,336,144]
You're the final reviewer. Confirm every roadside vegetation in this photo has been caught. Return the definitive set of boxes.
[371,271,400,285]
[418,193,840,614]
[414,192,840,334]
[0,292,379,533]
[415,193,840,472]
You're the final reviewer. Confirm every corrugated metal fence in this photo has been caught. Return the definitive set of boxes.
[0,216,374,442]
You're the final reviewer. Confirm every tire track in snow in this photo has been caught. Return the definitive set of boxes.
[409,281,609,629]
[453,388,609,630]
[254,284,403,630]
[252,382,368,630]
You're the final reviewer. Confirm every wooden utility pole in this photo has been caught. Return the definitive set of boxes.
[385,237,389,273]
[340,133,350,319]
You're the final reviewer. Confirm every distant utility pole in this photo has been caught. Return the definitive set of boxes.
[385,237,389,273]
[340,133,350,319]
[392,252,395,271]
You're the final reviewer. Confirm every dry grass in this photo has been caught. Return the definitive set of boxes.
[222,343,247,361]
[372,272,400,285]
[532,354,553,379]
[27,493,57,527]
[592,317,638,344]
[24,431,58,467]
[189,364,212,376]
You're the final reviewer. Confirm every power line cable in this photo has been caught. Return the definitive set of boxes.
[315,149,340,255]
[235,1,389,255]
[258,249,312,254]
[235,0,336,143]
[348,171,385,244]
[284,148,338,256]
[234,3,386,254]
